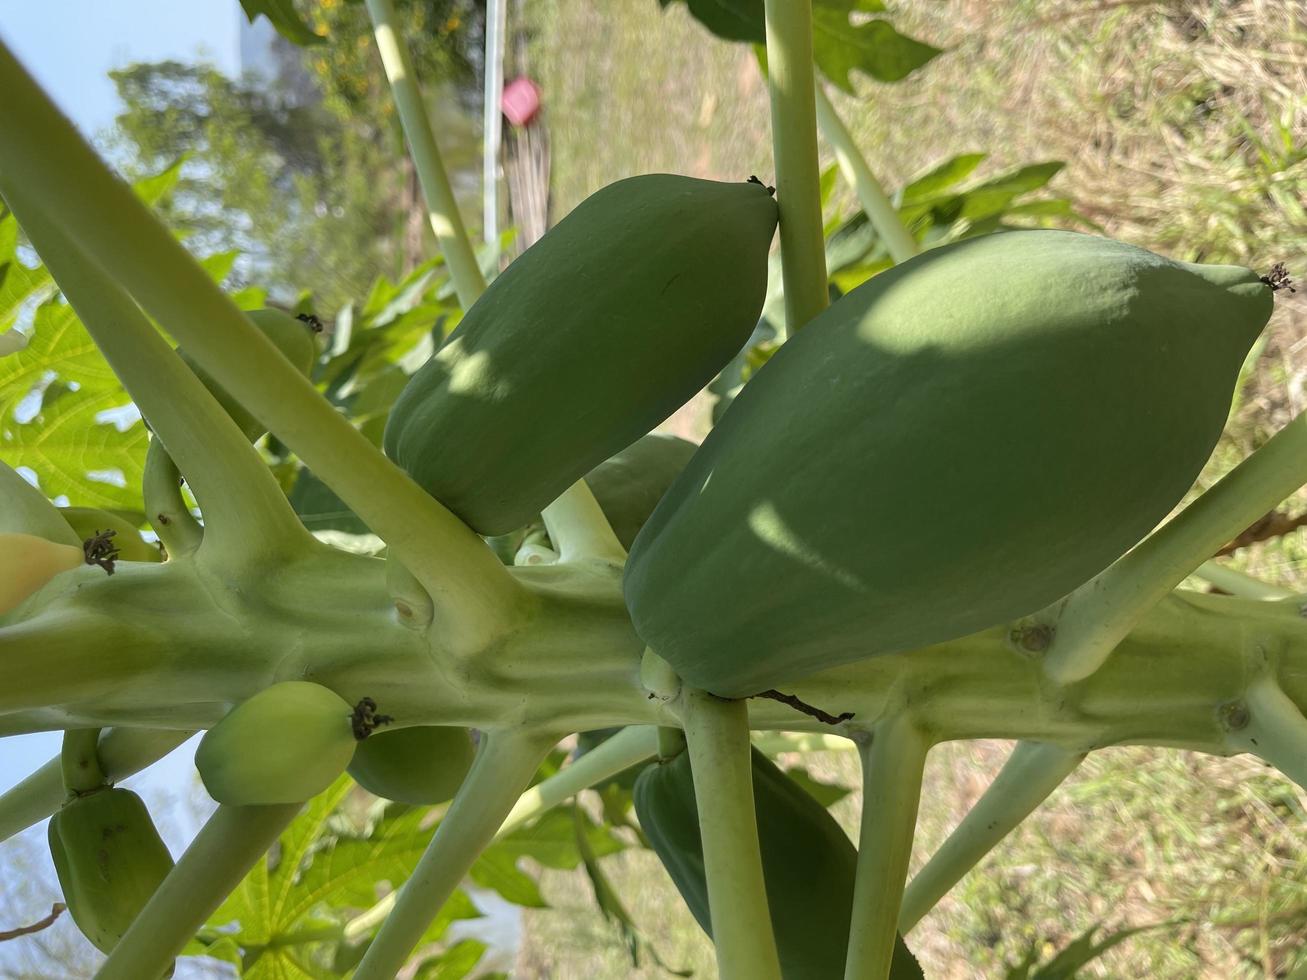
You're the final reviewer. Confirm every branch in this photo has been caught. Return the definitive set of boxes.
[0,728,194,843]
[0,41,525,637]
[843,718,928,980]
[364,0,486,310]
[0,904,65,943]
[1042,412,1307,684]
[1193,560,1295,601]
[1226,675,1307,791]
[0,180,308,565]
[762,0,829,335]
[813,85,918,265]
[680,688,782,980]
[352,730,558,979]
[898,741,1083,933]
[0,460,79,546]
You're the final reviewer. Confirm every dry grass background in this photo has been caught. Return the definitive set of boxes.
[512,1,1307,977]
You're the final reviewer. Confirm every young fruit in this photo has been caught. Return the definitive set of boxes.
[195,681,357,805]
[583,433,699,550]
[624,230,1276,696]
[48,787,175,955]
[347,725,476,805]
[59,507,160,563]
[633,747,922,980]
[383,174,777,536]
[180,308,318,441]
[0,531,85,615]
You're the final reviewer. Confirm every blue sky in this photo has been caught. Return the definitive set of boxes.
[0,5,244,972]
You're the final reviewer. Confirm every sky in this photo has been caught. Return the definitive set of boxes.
[0,5,244,972]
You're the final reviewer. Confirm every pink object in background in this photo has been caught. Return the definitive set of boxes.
[501,76,542,127]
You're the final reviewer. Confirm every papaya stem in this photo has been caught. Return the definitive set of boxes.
[499,725,657,836]
[813,85,919,265]
[352,729,558,980]
[898,741,1084,934]
[0,180,309,566]
[0,729,193,844]
[751,731,854,753]
[1226,675,1307,790]
[540,479,627,564]
[1193,560,1295,601]
[0,42,526,636]
[679,688,783,980]
[656,725,687,760]
[142,440,202,560]
[762,0,829,335]
[96,802,302,980]
[59,728,104,796]
[844,717,929,980]
[1043,411,1307,684]
[363,0,486,310]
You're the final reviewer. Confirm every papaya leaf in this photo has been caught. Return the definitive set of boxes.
[413,939,492,979]
[289,469,372,534]
[1005,919,1180,978]
[779,765,852,808]
[468,849,547,908]
[492,804,625,871]
[900,153,988,204]
[811,10,942,92]
[239,0,327,47]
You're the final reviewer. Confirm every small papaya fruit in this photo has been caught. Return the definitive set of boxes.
[195,681,357,805]
[624,230,1276,696]
[347,725,475,805]
[383,174,777,536]
[47,787,175,955]
[0,531,85,615]
[633,747,922,979]
[59,507,160,563]
[180,308,318,441]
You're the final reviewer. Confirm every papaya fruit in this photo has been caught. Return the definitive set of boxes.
[624,230,1275,696]
[59,507,160,563]
[633,747,922,979]
[195,681,357,805]
[179,308,318,441]
[383,174,777,536]
[48,787,175,955]
[347,725,475,805]
[0,531,85,615]
[582,433,699,549]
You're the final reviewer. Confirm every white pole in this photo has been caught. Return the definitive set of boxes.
[483,0,507,259]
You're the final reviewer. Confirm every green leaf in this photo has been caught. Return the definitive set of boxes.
[239,0,327,46]
[811,10,943,92]
[780,766,852,808]
[901,153,987,204]
[289,469,371,534]
[414,939,491,980]
[971,161,1065,196]
[494,806,625,871]
[469,849,547,908]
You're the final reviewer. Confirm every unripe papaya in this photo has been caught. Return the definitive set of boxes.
[195,681,356,805]
[383,174,777,536]
[633,747,922,980]
[624,230,1275,696]
[0,531,84,615]
[347,725,475,805]
[47,787,175,955]
[181,308,317,441]
[584,433,699,550]
[59,507,160,563]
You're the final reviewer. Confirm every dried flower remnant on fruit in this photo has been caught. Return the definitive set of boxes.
[81,530,119,575]
[352,697,394,740]
[747,174,777,196]
[1260,263,1295,293]
[296,312,326,333]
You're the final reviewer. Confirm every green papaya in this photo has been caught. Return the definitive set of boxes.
[59,507,160,563]
[180,308,318,441]
[633,747,922,980]
[48,787,175,955]
[583,433,699,549]
[624,230,1275,696]
[195,681,357,805]
[0,532,84,615]
[383,174,777,536]
[347,725,475,805]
